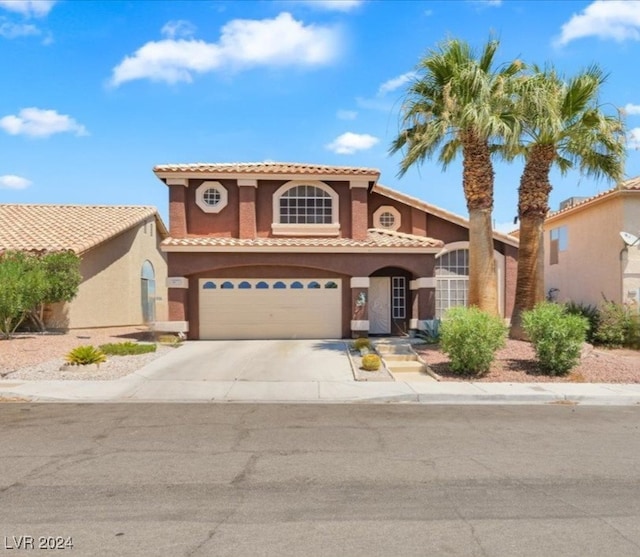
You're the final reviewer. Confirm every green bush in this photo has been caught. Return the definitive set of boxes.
[353,337,371,351]
[157,334,182,346]
[99,341,157,356]
[522,302,588,375]
[361,353,381,371]
[65,345,107,367]
[440,307,507,375]
[593,302,631,348]
[564,301,600,344]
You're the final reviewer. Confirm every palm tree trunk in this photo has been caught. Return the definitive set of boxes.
[462,130,498,316]
[510,144,554,339]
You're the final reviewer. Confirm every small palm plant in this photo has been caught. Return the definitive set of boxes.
[65,345,107,367]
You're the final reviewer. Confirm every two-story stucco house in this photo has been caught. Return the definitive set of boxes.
[153,162,518,340]
[544,176,640,309]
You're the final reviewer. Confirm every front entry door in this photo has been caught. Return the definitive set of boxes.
[369,277,390,334]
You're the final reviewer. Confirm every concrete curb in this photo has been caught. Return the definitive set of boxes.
[2,378,640,405]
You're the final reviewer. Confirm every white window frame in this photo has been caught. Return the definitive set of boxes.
[195,181,228,214]
[272,180,339,236]
[373,205,401,231]
[392,276,406,319]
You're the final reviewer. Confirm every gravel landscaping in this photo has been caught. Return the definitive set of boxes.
[415,339,640,383]
[0,326,178,381]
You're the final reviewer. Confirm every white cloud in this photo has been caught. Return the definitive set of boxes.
[629,128,640,149]
[161,20,196,39]
[111,12,341,86]
[378,71,416,96]
[0,108,88,138]
[0,0,56,17]
[326,131,379,154]
[555,0,640,46]
[0,174,31,189]
[0,19,39,38]
[624,103,640,115]
[299,0,363,12]
[337,109,357,120]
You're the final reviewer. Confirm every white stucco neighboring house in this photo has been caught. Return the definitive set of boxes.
[0,204,169,329]
[544,176,640,309]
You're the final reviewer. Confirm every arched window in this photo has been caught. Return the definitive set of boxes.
[435,249,469,318]
[272,181,339,236]
[324,281,338,289]
[308,281,321,289]
[221,281,234,289]
[256,281,269,289]
[291,281,304,289]
[273,281,287,289]
[140,261,156,323]
[238,281,252,289]
[202,281,216,289]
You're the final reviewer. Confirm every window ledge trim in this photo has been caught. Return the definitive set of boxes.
[271,223,340,236]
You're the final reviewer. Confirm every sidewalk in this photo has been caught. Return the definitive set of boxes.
[2,372,640,405]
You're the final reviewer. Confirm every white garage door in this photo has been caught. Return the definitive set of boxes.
[199,278,342,339]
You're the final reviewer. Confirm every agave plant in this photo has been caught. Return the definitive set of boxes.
[65,345,107,367]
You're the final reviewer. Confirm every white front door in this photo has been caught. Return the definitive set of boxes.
[369,277,390,334]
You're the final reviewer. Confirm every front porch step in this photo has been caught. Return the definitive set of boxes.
[384,360,425,373]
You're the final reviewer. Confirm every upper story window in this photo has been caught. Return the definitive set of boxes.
[373,205,401,231]
[549,226,568,265]
[272,180,339,236]
[195,181,228,214]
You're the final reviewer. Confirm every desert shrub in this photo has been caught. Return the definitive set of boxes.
[99,341,156,356]
[439,307,507,375]
[361,353,381,371]
[415,319,441,344]
[522,302,588,375]
[593,302,631,348]
[564,301,600,344]
[65,345,107,367]
[353,337,371,351]
[157,334,183,346]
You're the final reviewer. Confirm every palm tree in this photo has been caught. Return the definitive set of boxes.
[509,65,626,339]
[391,37,522,315]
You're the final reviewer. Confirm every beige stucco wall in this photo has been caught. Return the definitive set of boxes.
[46,218,168,329]
[544,196,625,307]
[621,196,640,311]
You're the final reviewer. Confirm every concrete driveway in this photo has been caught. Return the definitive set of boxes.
[134,339,354,382]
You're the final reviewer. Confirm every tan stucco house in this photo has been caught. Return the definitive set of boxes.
[544,176,640,309]
[0,204,168,329]
[153,162,519,339]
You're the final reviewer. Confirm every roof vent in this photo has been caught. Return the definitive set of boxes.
[559,196,587,211]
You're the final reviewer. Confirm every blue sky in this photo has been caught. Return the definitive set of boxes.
[1,0,639,232]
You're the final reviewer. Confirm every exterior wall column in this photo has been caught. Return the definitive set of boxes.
[154,277,189,334]
[350,277,370,337]
[238,179,257,239]
[409,277,436,331]
[350,180,369,241]
[167,178,188,237]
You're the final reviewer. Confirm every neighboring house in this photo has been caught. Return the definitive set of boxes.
[0,204,169,329]
[544,176,640,309]
[153,162,518,340]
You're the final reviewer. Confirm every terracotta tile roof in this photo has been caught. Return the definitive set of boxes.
[153,161,380,178]
[546,175,640,221]
[162,228,443,250]
[0,204,167,254]
[373,183,520,247]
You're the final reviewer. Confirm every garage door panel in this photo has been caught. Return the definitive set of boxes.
[199,278,342,340]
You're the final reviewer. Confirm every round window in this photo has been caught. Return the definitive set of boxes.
[203,188,221,207]
[379,211,396,229]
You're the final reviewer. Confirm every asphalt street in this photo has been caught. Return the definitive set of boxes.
[2,403,640,557]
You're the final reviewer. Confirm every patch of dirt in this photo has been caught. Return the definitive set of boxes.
[0,326,155,375]
[415,339,640,383]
